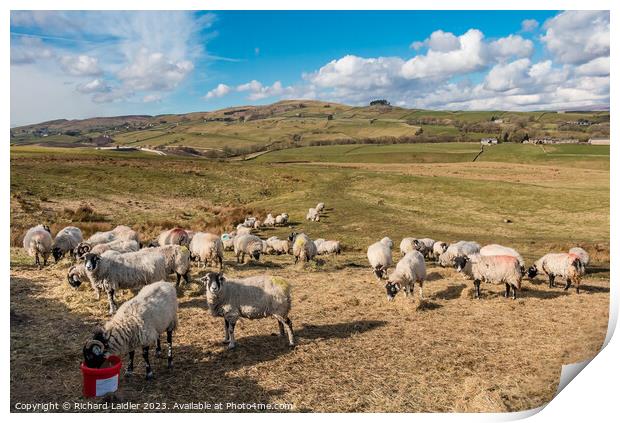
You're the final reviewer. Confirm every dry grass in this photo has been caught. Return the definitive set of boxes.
[10,248,608,412]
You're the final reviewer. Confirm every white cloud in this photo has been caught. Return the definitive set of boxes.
[237,80,293,100]
[117,49,194,92]
[575,57,610,77]
[521,19,539,32]
[484,59,531,92]
[488,35,533,59]
[402,29,486,79]
[11,37,55,64]
[76,79,110,94]
[541,10,609,64]
[143,94,162,103]
[307,55,405,90]
[411,30,460,52]
[204,83,231,99]
[59,55,101,76]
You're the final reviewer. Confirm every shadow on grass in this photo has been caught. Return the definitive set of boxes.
[431,283,466,300]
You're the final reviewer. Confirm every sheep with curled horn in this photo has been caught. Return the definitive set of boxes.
[82,281,178,380]
[52,226,82,262]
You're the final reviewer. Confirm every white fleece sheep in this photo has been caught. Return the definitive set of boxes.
[23,224,53,268]
[454,254,522,299]
[153,244,191,286]
[263,213,276,227]
[201,272,294,349]
[267,237,290,255]
[156,228,189,247]
[431,241,448,262]
[77,239,140,259]
[367,238,393,280]
[236,225,253,236]
[385,251,426,301]
[221,232,236,251]
[480,244,524,268]
[399,238,416,256]
[275,213,289,226]
[306,207,320,222]
[52,226,83,262]
[315,202,325,212]
[316,240,341,255]
[79,249,168,314]
[413,238,435,258]
[438,241,481,267]
[190,232,224,270]
[528,253,585,293]
[83,281,178,380]
[569,247,590,267]
[233,234,263,263]
[87,225,140,246]
[289,232,317,264]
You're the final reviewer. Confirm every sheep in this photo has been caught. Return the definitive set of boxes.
[153,245,191,286]
[480,244,524,269]
[367,237,393,280]
[67,250,122,300]
[438,241,481,267]
[399,237,416,256]
[87,225,140,246]
[316,202,325,213]
[261,240,272,254]
[82,281,178,380]
[306,207,320,222]
[154,228,190,247]
[275,213,289,226]
[200,272,294,349]
[233,234,263,263]
[413,238,435,258]
[236,225,253,236]
[190,232,224,270]
[316,240,341,255]
[52,226,83,262]
[253,220,261,230]
[266,237,290,255]
[527,253,585,293]
[454,254,522,299]
[569,247,590,267]
[23,224,53,268]
[384,251,426,301]
[263,213,276,227]
[185,230,196,244]
[75,239,140,259]
[242,217,257,228]
[221,232,236,251]
[73,249,167,315]
[431,241,448,263]
[289,232,317,263]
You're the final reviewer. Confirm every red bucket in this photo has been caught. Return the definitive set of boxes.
[80,355,122,398]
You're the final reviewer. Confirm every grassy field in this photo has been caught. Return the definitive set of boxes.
[10,143,609,412]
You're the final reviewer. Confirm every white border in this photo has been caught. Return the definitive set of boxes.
[3,1,616,422]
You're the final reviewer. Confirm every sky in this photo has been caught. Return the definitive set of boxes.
[10,10,610,126]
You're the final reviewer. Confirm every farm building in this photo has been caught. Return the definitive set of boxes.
[481,137,498,145]
[589,138,610,145]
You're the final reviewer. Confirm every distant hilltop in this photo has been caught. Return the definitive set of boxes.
[10,100,609,158]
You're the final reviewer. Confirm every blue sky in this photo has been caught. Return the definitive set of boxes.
[10,10,610,126]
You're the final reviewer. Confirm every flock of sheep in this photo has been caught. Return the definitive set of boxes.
[20,201,590,381]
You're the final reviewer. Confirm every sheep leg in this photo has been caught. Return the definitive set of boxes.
[107,289,117,315]
[156,337,162,358]
[504,283,511,298]
[474,280,481,299]
[565,279,572,291]
[418,281,424,300]
[183,271,190,285]
[166,329,173,369]
[222,319,230,344]
[548,274,555,288]
[274,315,295,346]
[43,255,48,267]
[143,346,153,380]
[227,320,237,350]
[125,351,135,376]
[35,253,41,269]
[175,273,182,287]
[511,284,517,300]
[278,320,285,337]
